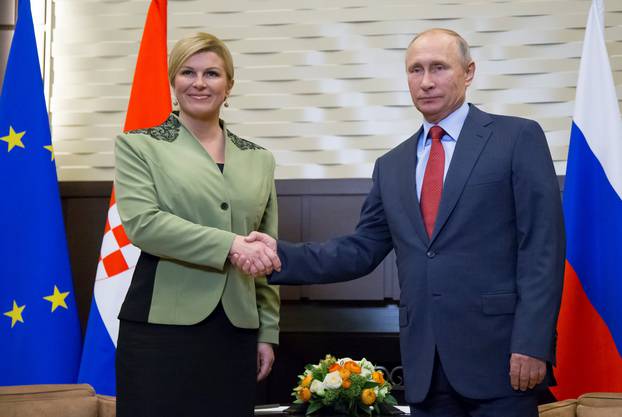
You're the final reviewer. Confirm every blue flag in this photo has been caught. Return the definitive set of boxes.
[0,0,81,385]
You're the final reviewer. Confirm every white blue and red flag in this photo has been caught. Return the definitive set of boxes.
[552,0,622,400]
[77,0,171,395]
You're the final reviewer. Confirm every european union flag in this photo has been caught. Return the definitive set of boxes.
[0,0,81,384]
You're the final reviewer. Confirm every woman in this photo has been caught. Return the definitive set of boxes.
[114,32,280,417]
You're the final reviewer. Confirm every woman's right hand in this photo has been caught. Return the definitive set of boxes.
[229,236,281,277]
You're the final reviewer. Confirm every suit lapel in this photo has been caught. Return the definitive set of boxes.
[429,105,493,243]
[397,127,430,245]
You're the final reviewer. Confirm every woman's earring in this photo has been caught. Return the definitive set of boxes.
[224,96,229,108]
[172,97,178,106]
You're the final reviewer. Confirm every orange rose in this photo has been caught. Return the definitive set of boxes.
[300,373,313,388]
[360,388,376,406]
[338,367,351,381]
[328,363,341,373]
[342,379,352,389]
[298,387,312,402]
[372,371,385,385]
[344,361,361,374]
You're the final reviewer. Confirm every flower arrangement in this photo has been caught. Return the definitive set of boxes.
[292,355,397,416]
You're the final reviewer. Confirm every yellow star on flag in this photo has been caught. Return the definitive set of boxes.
[43,285,70,312]
[4,300,25,328]
[43,144,55,160]
[0,126,26,152]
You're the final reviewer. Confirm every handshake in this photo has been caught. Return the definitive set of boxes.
[228,232,281,277]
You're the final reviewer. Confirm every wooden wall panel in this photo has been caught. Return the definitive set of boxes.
[60,182,111,332]
[275,195,303,301]
[304,195,385,300]
[60,178,564,404]
[61,177,564,331]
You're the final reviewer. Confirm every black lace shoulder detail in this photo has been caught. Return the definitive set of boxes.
[127,115,181,142]
[228,130,265,151]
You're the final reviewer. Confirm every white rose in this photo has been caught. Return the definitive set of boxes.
[310,380,325,396]
[360,367,372,377]
[359,358,375,372]
[323,371,343,389]
[338,357,353,366]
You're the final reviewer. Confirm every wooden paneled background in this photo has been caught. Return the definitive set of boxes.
[58,178,562,404]
[59,179,398,328]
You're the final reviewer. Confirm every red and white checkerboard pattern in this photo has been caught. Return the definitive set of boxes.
[95,190,141,281]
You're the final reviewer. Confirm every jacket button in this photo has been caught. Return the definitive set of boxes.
[426,250,436,258]
[220,202,229,210]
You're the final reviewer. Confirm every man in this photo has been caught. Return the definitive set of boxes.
[234,28,565,416]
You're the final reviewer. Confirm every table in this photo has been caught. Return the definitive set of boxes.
[254,404,411,416]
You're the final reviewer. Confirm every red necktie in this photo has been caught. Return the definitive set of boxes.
[420,125,446,237]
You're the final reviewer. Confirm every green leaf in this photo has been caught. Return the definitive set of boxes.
[334,402,348,413]
[357,402,373,416]
[306,401,324,415]
[348,398,354,409]
[383,394,398,406]
[363,381,379,389]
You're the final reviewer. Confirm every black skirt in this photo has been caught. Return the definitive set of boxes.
[116,303,258,417]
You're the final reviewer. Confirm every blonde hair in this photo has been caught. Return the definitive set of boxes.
[408,28,472,69]
[168,32,234,87]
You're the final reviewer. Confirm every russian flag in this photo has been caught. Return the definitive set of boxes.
[551,0,622,400]
[77,0,171,395]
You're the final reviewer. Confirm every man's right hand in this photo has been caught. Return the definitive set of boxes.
[229,235,280,277]
[509,353,546,391]
[244,231,277,253]
[233,232,279,277]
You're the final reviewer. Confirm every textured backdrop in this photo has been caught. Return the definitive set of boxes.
[41,0,622,180]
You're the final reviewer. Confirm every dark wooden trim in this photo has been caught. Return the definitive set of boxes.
[59,176,564,197]
[59,177,565,333]
[60,181,113,197]
[59,179,373,197]
[58,177,564,405]
[276,178,372,195]
[280,301,399,333]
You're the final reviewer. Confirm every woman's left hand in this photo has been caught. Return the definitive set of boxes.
[257,342,275,381]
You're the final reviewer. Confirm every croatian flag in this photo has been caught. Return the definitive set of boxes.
[77,0,171,395]
[551,0,622,400]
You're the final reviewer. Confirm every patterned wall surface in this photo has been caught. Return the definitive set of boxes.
[0,0,17,89]
[48,0,622,180]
